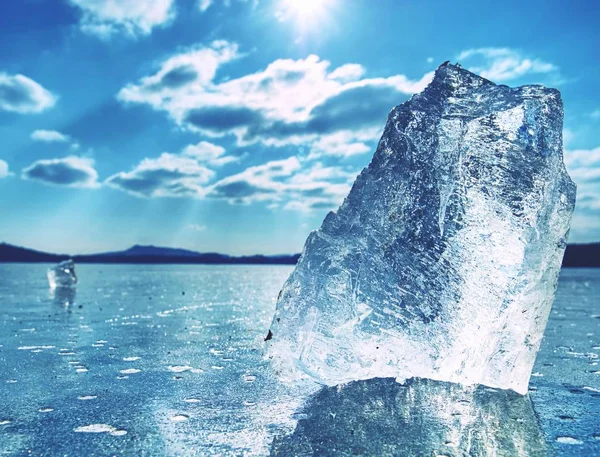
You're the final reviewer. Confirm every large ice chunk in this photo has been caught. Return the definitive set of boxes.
[47,259,78,289]
[265,63,576,394]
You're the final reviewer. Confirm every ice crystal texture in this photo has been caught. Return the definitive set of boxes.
[266,63,576,394]
[47,259,78,289]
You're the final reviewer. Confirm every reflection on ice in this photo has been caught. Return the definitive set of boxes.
[50,286,76,307]
[271,378,548,457]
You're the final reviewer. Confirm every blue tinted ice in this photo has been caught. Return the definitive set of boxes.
[0,265,598,455]
[265,63,576,394]
[47,260,77,289]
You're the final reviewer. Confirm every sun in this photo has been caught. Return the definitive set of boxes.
[284,0,325,16]
[280,0,333,25]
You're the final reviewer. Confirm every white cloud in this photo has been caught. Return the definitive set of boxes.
[307,129,378,160]
[207,157,302,203]
[457,48,558,82]
[105,153,214,198]
[31,129,70,143]
[197,0,257,13]
[576,193,600,211]
[0,160,9,179]
[565,146,600,187]
[114,45,438,207]
[328,63,366,83]
[105,139,246,198]
[68,0,176,39]
[118,43,433,152]
[107,140,360,212]
[565,146,600,173]
[119,40,239,103]
[198,0,212,12]
[208,158,358,210]
[564,146,600,237]
[181,141,239,166]
[0,73,56,114]
[21,156,99,188]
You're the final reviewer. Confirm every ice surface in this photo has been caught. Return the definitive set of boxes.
[47,259,78,289]
[265,63,576,394]
[0,265,599,455]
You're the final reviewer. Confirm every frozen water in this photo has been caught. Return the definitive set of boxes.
[47,260,77,289]
[0,264,598,455]
[265,63,576,394]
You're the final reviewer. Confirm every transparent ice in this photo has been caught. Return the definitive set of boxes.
[265,63,576,394]
[47,259,78,289]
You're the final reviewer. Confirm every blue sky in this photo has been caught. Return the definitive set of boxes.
[0,0,599,255]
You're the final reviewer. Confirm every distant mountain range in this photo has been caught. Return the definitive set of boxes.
[561,243,600,267]
[0,242,598,267]
[0,243,300,265]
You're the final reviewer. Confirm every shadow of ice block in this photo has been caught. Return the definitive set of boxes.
[270,378,549,457]
[47,259,78,289]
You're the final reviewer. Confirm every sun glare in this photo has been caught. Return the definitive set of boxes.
[285,0,323,16]
[280,0,333,27]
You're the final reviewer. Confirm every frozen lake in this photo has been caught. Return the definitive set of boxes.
[0,264,598,456]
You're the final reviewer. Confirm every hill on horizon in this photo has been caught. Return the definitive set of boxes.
[0,242,300,265]
[0,242,598,267]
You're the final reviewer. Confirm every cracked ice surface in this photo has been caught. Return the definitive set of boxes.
[265,63,576,394]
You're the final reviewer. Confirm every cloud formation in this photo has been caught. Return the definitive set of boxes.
[105,153,214,198]
[307,131,374,160]
[31,129,70,143]
[118,43,432,155]
[198,0,212,12]
[207,157,302,203]
[181,141,240,167]
[0,73,56,114]
[104,140,240,198]
[457,48,558,82]
[22,156,99,188]
[0,160,9,179]
[119,40,238,97]
[565,146,600,186]
[197,0,257,14]
[105,138,359,210]
[68,0,176,38]
[207,158,357,210]
[564,146,600,240]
